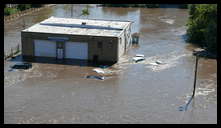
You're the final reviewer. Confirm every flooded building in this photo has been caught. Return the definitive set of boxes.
[21,16,132,63]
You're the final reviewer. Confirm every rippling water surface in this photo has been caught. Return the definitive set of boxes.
[4,4,217,124]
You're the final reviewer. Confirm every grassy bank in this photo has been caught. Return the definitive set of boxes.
[4,4,55,23]
[4,7,18,15]
[4,4,44,16]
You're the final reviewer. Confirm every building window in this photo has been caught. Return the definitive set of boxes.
[98,42,102,49]
[58,43,62,48]
[57,42,63,48]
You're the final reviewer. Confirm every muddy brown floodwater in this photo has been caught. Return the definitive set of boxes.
[4,4,217,124]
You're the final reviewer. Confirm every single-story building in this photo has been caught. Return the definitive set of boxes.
[21,16,132,63]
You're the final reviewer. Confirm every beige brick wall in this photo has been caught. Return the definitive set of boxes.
[21,31,119,62]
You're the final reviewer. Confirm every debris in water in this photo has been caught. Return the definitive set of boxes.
[86,75,105,80]
[149,62,158,66]
[164,19,174,24]
[8,68,14,72]
[93,68,105,74]
[10,62,32,70]
[159,16,175,24]
[196,87,215,96]
[193,48,204,53]
[178,106,184,111]
[133,54,145,63]
[148,60,164,66]
[156,60,163,64]
[135,54,144,57]
[133,57,145,63]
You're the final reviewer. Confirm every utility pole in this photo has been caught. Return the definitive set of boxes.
[179,49,202,111]
[192,48,203,97]
[192,55,198,97]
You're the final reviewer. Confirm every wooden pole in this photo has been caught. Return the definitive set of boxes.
[179,52,200,111]
[192,56,198,97]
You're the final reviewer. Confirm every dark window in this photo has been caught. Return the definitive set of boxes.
[98,42,102,49]
[57,42,63,48]
[58,43,62,48]
[93,55,98,63]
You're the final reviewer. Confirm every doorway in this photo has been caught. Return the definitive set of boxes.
[93,55,98,63]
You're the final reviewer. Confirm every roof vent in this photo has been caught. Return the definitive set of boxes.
[82,22,86,25]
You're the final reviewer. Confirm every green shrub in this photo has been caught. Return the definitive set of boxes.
[179,4,188,9]
[81,5,90,17]
[31,4,44,8]
[4,7,18,15]
[187,4,217,54]
[145,4,160,8]
[204,19,217,53]
[17,4,31,11]
[188,4,197,19]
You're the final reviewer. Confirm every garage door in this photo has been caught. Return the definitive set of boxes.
[34,40,56,57]
[65,42,88,60]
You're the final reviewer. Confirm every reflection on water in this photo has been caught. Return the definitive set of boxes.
[4,4,216,124]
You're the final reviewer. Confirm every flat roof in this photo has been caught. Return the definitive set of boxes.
[22,17,132,37]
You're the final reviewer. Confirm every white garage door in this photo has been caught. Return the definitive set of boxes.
[34,40,56,57]
[65,42,88,60]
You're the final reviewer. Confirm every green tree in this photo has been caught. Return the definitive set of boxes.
[31,4,44,8]
[179,4,188,9]
[4,7,17,15]
[17,4,31,11]
[80,5,90,18]
[145,4,160,8]
[186,4,217,54]
[188,4,197,17]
